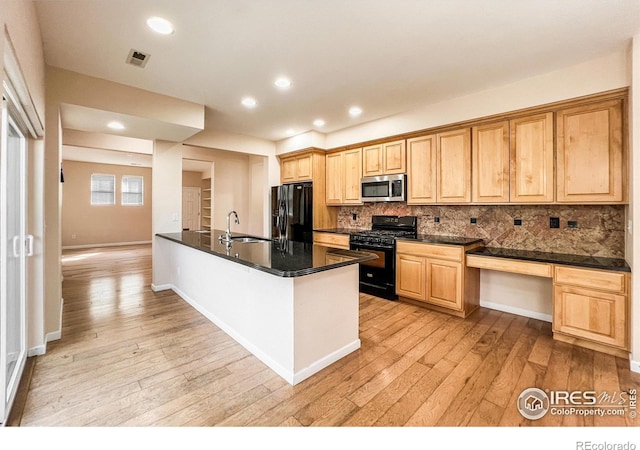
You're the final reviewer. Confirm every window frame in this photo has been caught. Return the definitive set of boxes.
[121,175,144,206]
[90,173,116,206]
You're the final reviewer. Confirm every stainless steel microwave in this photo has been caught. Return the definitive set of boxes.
[361,174,406,202]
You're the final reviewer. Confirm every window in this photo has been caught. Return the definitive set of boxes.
[90,174,115,205]
[121,175,144,206]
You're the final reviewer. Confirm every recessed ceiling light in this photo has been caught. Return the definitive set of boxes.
[313,119,325,127]
[241,97,257,108]
[286,129,296,136]
[146,17,174,35]
[107,121,125,130]
[349,106,362,117]
[274,78,292,89]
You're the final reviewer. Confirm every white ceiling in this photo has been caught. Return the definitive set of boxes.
[36,0,640,143]
[62,145,153,167]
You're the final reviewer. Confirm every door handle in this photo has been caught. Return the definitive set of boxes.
[26,235,34,256]
[12,235,20,257]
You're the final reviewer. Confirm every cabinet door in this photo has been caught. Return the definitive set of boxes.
[343,148,362,204]
[437,128,471,203]
[362,144,384,177]
[553,285,627,349]
[325,152,343,205]
[407,135,437,204]
[510,112,554,203]
[383,140,406,174]
[281,158,298,183]
[396,254,426,301]
[296,154,313,181]
[472,121,509,203]
[426,259,462,310]
[556,99,623,202]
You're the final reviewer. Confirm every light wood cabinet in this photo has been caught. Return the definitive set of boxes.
[325,148,362,205]
[396,240,480,318]
[509,112,554,203]
[437,128,471,203]
[407,128,470,205]
[280,153,313,183]
[556,99,624,203]
[553,266,629,353]
[407,135,437,204]
[396,254,426,300]
[362,140,406,177]
[472,121,509,203]
[313,231,350,250]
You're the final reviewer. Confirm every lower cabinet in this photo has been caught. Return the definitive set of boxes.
[312,232,350,250]
[396,241,479,318]
[553,266,629,356]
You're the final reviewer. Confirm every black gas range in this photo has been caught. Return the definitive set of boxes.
[349,215,417,300]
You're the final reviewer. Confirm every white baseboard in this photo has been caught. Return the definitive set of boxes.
[151,283,172,292]
[631,360,640,374]
[28,344,46,357]
[480,299,552,323]
[292,340,361,385]
[62,240,151,250]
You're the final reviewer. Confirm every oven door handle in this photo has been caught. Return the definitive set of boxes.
[350,244,394,251]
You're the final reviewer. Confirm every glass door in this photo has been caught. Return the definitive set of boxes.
[0,92,28,424]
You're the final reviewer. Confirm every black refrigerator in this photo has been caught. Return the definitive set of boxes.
[271,182,313,243]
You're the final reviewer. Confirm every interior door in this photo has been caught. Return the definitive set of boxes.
[181,187,201,230]
[0,94,28,424]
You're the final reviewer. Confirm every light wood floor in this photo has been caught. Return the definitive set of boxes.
[16,244,640,426]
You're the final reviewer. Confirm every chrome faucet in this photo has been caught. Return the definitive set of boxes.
[220,210,239,243]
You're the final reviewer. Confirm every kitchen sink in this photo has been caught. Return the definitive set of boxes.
[228,236,272,243]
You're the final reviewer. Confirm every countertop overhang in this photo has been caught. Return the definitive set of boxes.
[156,231,377,277]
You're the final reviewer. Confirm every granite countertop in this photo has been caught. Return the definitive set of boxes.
[466,247,630,272]
[397,234,484,246]
[314,228,365,234]
[156,230,377,277]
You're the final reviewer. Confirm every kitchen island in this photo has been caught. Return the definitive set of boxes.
[152,230,376,385]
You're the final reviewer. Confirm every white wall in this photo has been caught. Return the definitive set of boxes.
[152,140,183,236]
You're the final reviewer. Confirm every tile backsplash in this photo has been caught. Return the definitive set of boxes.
[337,204,626,258]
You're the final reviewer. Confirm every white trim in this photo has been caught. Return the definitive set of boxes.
[151,283,172,292]
[631,360,640,374]
[480,299,552,323]
[2,33,43,137]
[28,344,46,357]
[291,340,361,385]
[62,240,152,250]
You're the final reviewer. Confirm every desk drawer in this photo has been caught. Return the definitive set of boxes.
[466,255,552,278]
[554,266,626,294]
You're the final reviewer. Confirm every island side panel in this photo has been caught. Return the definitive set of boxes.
[153,236,296,382]
[292,264,360,384]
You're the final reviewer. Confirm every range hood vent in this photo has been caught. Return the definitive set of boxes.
[126,49,151,68]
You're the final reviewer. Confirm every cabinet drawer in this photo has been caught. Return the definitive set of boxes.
[313,232,350,250]
[466,255,552,278]
[554,266,626,294]
[396,241,462,262]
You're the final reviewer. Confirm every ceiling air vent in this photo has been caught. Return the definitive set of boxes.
[126,49,151,68]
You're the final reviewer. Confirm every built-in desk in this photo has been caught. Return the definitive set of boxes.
[466,247,630,358]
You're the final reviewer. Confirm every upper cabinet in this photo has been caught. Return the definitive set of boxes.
[325,148,362,205]
[437,128,471,203]
[407,128,471,204]
[362,140,406,177]
[509,112,554,203]
[556,99,624,203]
[472,121,509,203]
[280,153,313,184]
[407,135,437,204]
